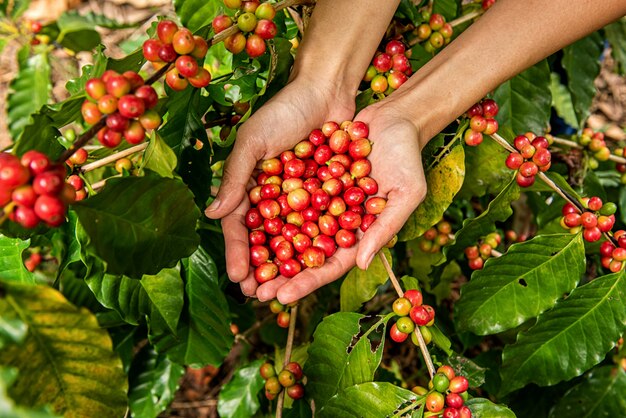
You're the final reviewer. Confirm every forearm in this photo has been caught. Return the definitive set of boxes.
[388,0,626,147]
[291,0,400,94]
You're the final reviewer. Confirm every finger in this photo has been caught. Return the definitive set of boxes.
[205,137,262,219]
[276,246,358,304]
[239,274,258,297]
[356,188,424,270]
[256,276,289,302]
[221,200,251,283]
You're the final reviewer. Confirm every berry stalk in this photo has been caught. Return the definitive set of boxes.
[144,61,173,86]
[449,10,483,28]
[276,303,298,418]
[56,118,106,164]
[79,142,148,173]
[378,252,436,378]
[550,135,626,164]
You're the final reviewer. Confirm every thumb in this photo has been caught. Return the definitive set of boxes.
[205,138,261,219]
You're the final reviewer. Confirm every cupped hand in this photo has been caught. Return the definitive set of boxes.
[205,76,354,296]
[259,101,427,305]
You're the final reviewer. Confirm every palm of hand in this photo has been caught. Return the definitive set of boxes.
[207,79,355,298]
[256,108,427,304]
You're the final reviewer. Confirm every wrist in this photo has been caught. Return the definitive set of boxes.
[374,86,449,151]
[288,66,357,113]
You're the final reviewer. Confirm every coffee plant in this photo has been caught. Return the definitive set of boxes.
[0,0,625,417]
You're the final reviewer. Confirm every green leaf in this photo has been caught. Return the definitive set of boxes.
[396,0,420,22]
[7,51,51,140]
[0,0,30,19]
[408,42,433,72]
[74,176,200,277]
[340,249,391,312]
[549,72,579,129]
[399,144,465,241]
[56,11,102,51]
[217,359,265,418]
[151,247,234,367]
[458,137,511,198]
[305,312,393,408]
[562,33,603,126]
[0,236,35,285]
[283,400,313,418]
[549,366,626,417]
[432,0,459,21]
[179,137,213,207]
[141,269,185,332]
[107,48,146,73]
[456,234,585,335]
[444,176,519,260]
[0,311,27,350]
[13,97,83,159]
[493,60,551,138]
[0,367,61,418]
[158,86,209,155]
[448,355,487,387]
[0,282,128,417]
[62,10,136,30]
[355,89,376,113]
[466,398,516,418]
[66,46,108,95]
[605,20,626,75]
[84,259,184,332]
[142,133,178,178]
[128,345,184,418]
[429,325,452,356]
[319,382,419,418]
[500,271,626,394]
[174,0,220,32]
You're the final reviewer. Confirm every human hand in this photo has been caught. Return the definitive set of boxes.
[257,101,427,304]
[205,76,354,297]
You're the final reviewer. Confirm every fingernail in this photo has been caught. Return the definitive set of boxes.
[206,198,221,212]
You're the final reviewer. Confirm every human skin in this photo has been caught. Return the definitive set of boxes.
[206,0,626,304]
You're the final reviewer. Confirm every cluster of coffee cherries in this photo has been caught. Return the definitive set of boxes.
[600,230,626,273]
[560,197,616,243]
[416,219,452,254]
[269,299,293,328]
[0,152,74,228]
[245,121,386,283]
[463,99,499,146]
[24,251,42,272]
[577,128,611,169]
[82,70,161,147]
[412,365,472,418]
[505,133,551,187]
[362,40,412,95]
[464,232,501,270]
[414,14,454,53]
[142,20,211,90]
[212,0,277,58]
[260,361,305,401]
[389,289,435,346]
